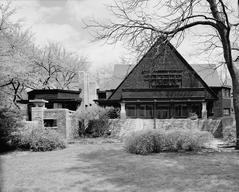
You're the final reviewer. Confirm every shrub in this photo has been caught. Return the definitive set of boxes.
[86,119,111,137]
[223,125,236,145]
[164,129,212,151]
[124,129,156,155]
[12,125,66,152]
[74,106,116,137]
[124,129,213,155]
[0,107,23,152]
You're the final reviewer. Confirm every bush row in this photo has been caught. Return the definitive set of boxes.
[124,129,213,155]
[0,107,66,152]
[223,124,236,145]
[75,106,119,137]
[0,107,23,152]
[12,125,66,152]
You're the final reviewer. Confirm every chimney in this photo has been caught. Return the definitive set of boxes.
[79,71,89,109]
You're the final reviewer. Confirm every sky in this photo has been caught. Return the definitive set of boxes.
[12,0,128,72]
[10,0,238,74]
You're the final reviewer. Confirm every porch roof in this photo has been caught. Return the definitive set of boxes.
[121,88,215,100]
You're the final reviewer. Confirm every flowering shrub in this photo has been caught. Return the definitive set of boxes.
[0,107,23,152]
[12,125,66,152]
[124,129,213,155]
[223,125,236,145]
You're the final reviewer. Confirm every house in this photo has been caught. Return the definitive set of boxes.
[18,89,82,120]
[95,39,232,119]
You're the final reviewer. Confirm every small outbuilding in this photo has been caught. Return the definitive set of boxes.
[18,89,82,120]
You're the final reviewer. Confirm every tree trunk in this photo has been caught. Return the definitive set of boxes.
[232,74,239,149]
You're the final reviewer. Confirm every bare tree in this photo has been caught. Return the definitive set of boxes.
[0,1,89,107]
[86,0,239,149]
[29,43,89,90]
[0,1,35,108]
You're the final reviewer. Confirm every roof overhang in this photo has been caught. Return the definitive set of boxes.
[17,98,82,104]
[121,88,217,100]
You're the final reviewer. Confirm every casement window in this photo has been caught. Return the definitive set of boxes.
[156,105,170,119]
[223,108,230,116]
[174,104,188,118]
[138,104,153,118]
[126,104,153,118]
[223,89,231,98]
[44,119,57,127]
[126,104,137,118]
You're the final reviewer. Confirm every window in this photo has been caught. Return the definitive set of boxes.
[138,104,153,118]
[44,119,57,127]
[223,89,230,98]
[138,105,146,117]
[223,108,230,116]
[146,105,153,118]
[175,105,181,117]
[156,105,170,119]
[98,92,106,99]
[45,103,53,109]
[191,104,201,117]
[142,70,182,88]
[126,104,137,118]
[174,104,188,117]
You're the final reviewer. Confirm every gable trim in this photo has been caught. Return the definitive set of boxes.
[166,43,217,99]
[107,41,160,100]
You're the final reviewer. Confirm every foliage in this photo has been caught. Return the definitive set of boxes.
[163,129,213,152]
[188,112,198,120]
[124,129,159,155]
[0,2,89,108]
[0,1,34,108]
[29,43,89,90]
[223,125,236,145]
[12,125,66,152]
[124,129,213,155]
[74,106,118,137]
[0,107,23,152]
[86,120,111,137]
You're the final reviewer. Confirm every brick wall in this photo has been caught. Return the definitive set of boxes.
[212,88,232,117]
[31,107,79,140]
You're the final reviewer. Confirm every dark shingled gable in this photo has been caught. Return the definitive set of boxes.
[99,39,218,101]
[100,63,224,90]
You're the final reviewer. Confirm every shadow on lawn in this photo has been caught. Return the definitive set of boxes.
[60,144,239,192]
[0,157,2,192]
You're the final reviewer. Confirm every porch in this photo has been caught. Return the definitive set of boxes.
[120,101,209,119]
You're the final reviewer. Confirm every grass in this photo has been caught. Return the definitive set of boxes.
[1,140,239,192]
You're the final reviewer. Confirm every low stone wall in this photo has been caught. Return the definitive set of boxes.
[44,109,69,137]
[109,118,223,139]
[31,107,79,140]
[23,120,39,130]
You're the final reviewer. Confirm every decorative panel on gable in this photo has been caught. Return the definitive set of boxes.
[108,39,216,101]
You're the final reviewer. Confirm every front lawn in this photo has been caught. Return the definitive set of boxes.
[1,140,239,192]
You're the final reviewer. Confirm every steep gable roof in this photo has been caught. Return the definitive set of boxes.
[101,63,223,89]
[107,39,217,100]
[191,64,221,87]
[99,65,134,90]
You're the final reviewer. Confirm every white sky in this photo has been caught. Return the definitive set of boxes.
[10,0,238,74]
